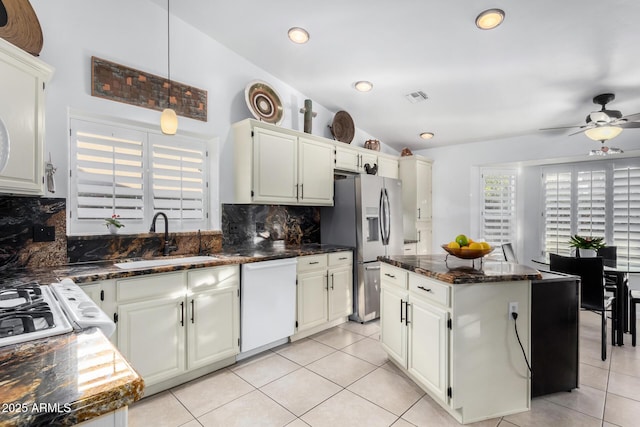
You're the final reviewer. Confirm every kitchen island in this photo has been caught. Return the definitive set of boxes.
[378,255,541,425]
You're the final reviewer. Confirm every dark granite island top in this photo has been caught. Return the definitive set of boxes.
[378,254,542,284]
[0,328,144,427]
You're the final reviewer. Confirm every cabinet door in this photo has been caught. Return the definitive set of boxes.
[380,283,408,368]
[334,145,360,173]
[416,160,432,221]
[187,286,239,370]
[408,296,449,401]
[298,137,334,205]
[378,156,399,179]
[328,266,352,320]
[416,222,432,255]
[252,127,298,203]
[80,283,103,308]
[297,270,328,332]
[0,42,50,195]
[117,296,186,386]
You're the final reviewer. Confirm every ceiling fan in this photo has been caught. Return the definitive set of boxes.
[541,93,640,154]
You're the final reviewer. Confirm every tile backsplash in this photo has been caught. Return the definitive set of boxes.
[0,196,67,269]
[222,204,320,248]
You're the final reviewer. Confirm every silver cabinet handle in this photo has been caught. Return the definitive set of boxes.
[309,261,319,265]
[418,285,432,293]
[339,257,348,260]
[330,273,334,290]
[325,275,329,290]
[384,273,396,278]
[365,265,381,270]
[418,207,421,219]
[190,299,195,324]
[400,299,404,323]
[405,301,410,325]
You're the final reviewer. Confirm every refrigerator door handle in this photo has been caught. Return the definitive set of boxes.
[379,188,387,244]
[381,188,391,245]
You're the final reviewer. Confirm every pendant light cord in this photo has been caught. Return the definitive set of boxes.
[167,0,171,106]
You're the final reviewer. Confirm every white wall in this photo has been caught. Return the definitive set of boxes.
[417,132,640,267]
[31,0,384,228]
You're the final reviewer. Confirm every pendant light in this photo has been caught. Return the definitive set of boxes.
[160,0,178,135]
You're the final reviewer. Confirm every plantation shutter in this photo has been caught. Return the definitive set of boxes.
[576,170,607,239]
[481,170,516,246]
[543,171,572,256]
[70,120,145,226]
[612,166,640,269]
[149,134,207,226]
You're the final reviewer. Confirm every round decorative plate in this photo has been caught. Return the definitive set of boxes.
[330,111,355,143]
[244,80,284,125]
[441,244,494,260]
[0,117,10,174]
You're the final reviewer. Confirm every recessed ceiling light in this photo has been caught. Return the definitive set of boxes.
[288,27,310,44]
[419,132,434,140]
[475,9,505,30]
[354,81,373,92]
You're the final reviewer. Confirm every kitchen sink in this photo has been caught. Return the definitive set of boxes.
[114,256,220,269]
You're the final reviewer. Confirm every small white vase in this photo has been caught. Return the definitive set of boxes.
[108,224,119,234]
[577,248,597,258]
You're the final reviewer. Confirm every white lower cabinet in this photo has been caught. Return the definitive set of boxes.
[115,266,239,389]
[408,295,448,401]
[380,262,531,424]
[294,251,352,338]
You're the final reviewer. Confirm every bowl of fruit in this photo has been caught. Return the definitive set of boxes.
[442,234,493,259]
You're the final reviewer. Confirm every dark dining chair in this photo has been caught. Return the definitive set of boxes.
[502,243,518,263]
[598,246,630,332]
[549,253,616,361]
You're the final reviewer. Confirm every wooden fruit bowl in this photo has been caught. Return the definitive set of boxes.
[441,244,494,260]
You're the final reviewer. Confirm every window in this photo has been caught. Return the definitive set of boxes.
[69,118,209,235]
[542,160,640,269]
[480,169,517,247]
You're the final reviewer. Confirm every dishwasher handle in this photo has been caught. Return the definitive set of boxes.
[242,258,297,271]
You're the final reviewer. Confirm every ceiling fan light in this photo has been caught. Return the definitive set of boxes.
[475,9,505,30]
[161,108,178,135]
[584,126,623,141]
[288,27,310,44]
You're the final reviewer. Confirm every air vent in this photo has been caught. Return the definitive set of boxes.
[405,91,428,103]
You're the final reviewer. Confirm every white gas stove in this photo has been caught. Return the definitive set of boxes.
[0,278,114,347]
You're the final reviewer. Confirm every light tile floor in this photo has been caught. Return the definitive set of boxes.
[129,311,640,426]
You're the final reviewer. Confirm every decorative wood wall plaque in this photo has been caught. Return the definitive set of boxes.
[91,56,207,122]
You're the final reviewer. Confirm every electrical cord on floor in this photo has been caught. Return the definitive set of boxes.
[512,312,532,374]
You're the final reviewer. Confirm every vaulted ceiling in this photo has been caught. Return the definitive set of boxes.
[162,0,640,152]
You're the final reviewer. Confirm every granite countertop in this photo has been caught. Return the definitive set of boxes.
[0,243,353,286]
[379,254,542,284]
[0,328,144,427]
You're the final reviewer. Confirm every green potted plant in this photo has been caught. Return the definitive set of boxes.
[105,214,125,234]
[568,235,605,257]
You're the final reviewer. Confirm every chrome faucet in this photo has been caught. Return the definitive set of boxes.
[150,212,177,256]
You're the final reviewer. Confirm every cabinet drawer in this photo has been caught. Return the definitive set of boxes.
[328,251,352,267]
[117,272,185,303]
[409,275,450,307]
[381,264,408,289]
[188,266,239,291]
[297,254,327,272]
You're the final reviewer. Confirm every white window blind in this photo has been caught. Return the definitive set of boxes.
[576,170,606,238]
[613,166,640,269]
[481,170,517,246]
[150,134,207,223]
[69,118,209,235]
[543,171,572,256]
[542,160,640,268]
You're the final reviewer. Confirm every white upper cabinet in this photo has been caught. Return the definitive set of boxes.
[399,155,433,241]
[0,38,53,195]
[378,155,399,179]
[233,119,333,206]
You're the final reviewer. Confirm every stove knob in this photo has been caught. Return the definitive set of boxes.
[82,307,100,318]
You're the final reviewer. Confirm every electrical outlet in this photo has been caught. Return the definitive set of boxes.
[509,302,519,319]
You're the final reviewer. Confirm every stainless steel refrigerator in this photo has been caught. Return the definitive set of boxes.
[321,174,403,322]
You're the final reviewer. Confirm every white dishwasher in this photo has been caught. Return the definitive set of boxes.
[240,258,297,357]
